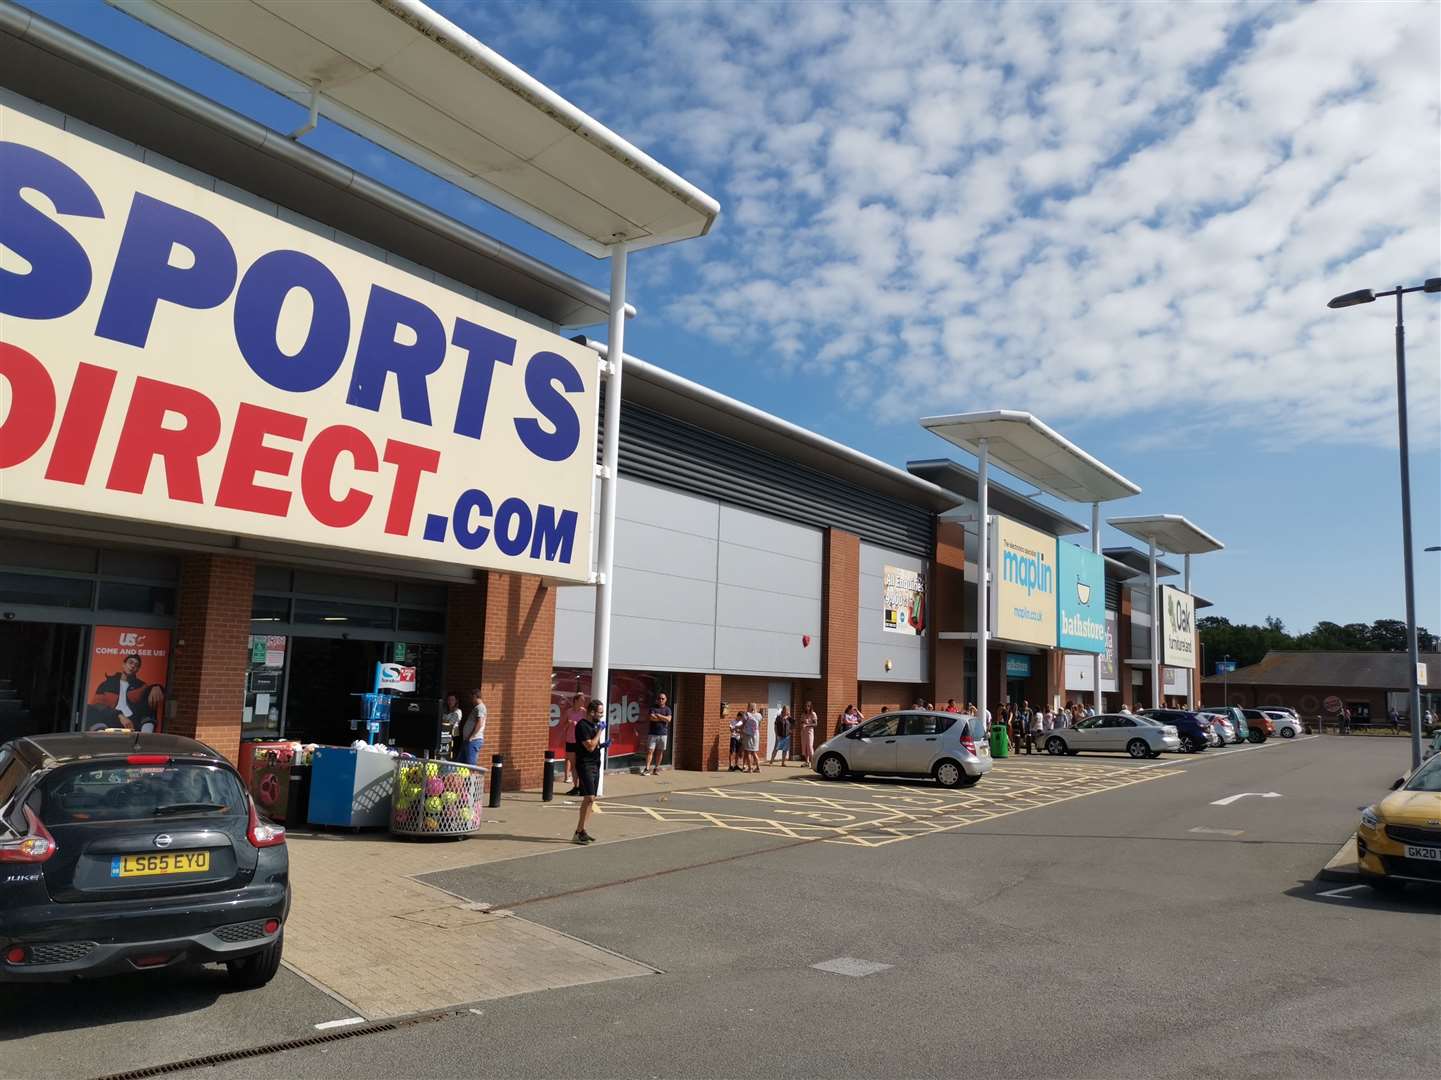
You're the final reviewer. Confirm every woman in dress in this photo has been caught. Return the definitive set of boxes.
[799,700,819,765]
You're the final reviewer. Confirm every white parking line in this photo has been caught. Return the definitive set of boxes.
[314,1017,366,1030]
[1316,884,1365,900]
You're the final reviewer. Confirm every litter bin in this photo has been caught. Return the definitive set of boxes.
[989,724,1010,758]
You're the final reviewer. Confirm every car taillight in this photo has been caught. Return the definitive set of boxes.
[4,946,26,964]
[960,734,976,754]
[0,807,56,863]
[127,754,170,765]
[247,797,286,848]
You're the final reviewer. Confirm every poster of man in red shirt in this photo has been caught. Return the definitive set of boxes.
[85,626,170,732]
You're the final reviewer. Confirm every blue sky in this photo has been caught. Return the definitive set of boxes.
[21,0,1441,637]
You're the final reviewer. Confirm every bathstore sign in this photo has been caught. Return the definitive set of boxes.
[992,515,1057,648]
[1160,586,1196,669]
[0,107,598,581]
[1056,541,1105,654]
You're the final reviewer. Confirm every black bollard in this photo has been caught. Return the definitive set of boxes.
[542,750,556,802]
[488,753,504,808]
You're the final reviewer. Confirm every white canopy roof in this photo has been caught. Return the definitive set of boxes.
[919,410,1140,504]
[110,0,720,256]
[1107,514,1224,555]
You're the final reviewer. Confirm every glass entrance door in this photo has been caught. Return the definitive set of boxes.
[0,620,84,743]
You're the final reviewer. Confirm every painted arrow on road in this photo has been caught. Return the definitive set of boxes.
[1211,791,1283,806]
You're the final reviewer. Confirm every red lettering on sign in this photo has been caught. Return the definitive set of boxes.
[301,424,377,527]
[216,403,305,517]
[0,342,57,469]
[44,363,118,484]
[381,438,440,537]
[105,377,221,503]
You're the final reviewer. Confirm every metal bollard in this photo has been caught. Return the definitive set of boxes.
[488,754,504,807]
[542,750,556,802]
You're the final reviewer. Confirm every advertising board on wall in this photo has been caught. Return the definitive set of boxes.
[1056,542,1105,654]
[0,106,599,581]
[992,516,1057,647]
[1160,586,1196,669]
[1100,610,1119,693]
[84,626,170,731]
[882,564,925,635]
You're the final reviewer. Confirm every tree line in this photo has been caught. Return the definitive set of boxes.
[1199,616,1439,670]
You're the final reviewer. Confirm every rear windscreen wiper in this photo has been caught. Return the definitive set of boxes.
[152,802,228,815]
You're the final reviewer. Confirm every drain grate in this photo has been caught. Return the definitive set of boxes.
[90,1008,463,1080]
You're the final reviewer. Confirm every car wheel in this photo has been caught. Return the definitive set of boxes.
[1127,739,1150,759]
[934,760,978,788]
[1184,736,1202,753]
[1248,731,1265,744]
[1046,736,1067,756]
[1362,873,1404,895]
[1281,727,1296,739]
[817,753,847,781]
[227,930,283,990]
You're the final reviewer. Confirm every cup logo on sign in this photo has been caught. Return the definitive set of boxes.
[1075,578,1091,605]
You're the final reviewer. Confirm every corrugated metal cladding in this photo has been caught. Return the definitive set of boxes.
[1106,579,1122,611]
[608,401,935,559]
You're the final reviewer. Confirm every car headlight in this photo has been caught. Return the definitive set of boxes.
[1360,806,1380,830]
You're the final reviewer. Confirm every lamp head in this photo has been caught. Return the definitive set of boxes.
[1327,288,1376,309]
[1423,278,1441,293]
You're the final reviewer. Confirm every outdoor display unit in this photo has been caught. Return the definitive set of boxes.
[919,412,1139,718]
[1107,515,1224,709]
[99,0,721,791]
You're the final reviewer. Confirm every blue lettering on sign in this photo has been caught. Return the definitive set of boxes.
[346,284,446,425]
[0,142,105,320]
[1002,548,1053,597]
[515,351,583,462]
[234,249,351,392]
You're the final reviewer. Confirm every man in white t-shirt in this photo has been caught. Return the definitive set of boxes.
[460,688,487,766]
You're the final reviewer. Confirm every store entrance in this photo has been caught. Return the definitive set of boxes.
[0,620,84,743]
[282,638,390,747]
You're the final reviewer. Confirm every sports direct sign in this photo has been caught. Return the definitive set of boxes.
[0,108,598,581]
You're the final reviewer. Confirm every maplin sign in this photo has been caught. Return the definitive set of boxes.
[0,106,599,581]
[1160,585,1196,669]
[992,515,1057,647]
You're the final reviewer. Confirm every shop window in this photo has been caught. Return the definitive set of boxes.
[0,572,94,609]
[398,608,445,634]
[0,539,98,574]
[251,595,290,623]
[398,582,447,607]
[551,668,674,770]
[97,582,176,616]
[98,551,178,582]
[292,599,396,630]
[293,570,396,604]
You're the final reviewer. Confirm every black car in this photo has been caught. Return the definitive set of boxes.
[0,732,289,986]
[1139,709,1213,753]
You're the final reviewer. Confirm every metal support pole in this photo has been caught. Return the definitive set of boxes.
[976,439,990,729]
[1092,501,1102,716]
[1184,553,1193,709]
[1392,290,1423,770]
[1149,537,1160,710]
[592,243,629,795]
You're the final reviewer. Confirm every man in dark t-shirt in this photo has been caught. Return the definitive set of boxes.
[641,692,672,776]
[573,699,604,844]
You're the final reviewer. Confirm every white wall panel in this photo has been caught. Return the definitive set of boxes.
[858,543,929,683]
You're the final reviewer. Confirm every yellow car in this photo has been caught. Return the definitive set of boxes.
[1357,753,1441,893]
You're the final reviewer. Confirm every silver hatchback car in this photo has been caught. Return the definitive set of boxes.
[813,711,991,788]
[1042,713,1180,758]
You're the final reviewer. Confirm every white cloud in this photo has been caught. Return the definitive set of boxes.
[454,0,1440,449]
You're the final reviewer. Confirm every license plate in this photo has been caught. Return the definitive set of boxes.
[110,851,211,878]
[1404,845,1441,862]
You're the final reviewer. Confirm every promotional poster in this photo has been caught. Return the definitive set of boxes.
[1160,586,1197,668]
[882,564,926,635]
[550,669,668,761]
[1056,542,1105,653]
[85,626,169,731]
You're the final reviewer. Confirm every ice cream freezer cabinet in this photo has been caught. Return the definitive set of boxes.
[306,747,396,828]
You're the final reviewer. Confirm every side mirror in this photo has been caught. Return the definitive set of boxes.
[1390,777,1405,791]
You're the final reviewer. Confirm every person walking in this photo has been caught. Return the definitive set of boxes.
[770,706,792,766]
[571,698,604,844]
[799,701,819,765]
[1340,706,1352,735]
[459,688,487,766]
[641,692,672,776]
[1388,706,1400,734]
[742,703,762,772]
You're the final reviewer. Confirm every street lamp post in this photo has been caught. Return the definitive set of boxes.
[1328,276,1441,769]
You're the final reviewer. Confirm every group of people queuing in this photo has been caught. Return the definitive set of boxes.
[996,699,1098,754]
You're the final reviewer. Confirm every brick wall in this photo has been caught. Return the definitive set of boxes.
[168,554,254,764]
[444,579,487,699]
[821,528,860,738]
[477,572,555,791]
[858,680,925,717]
[675,672,724,770]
